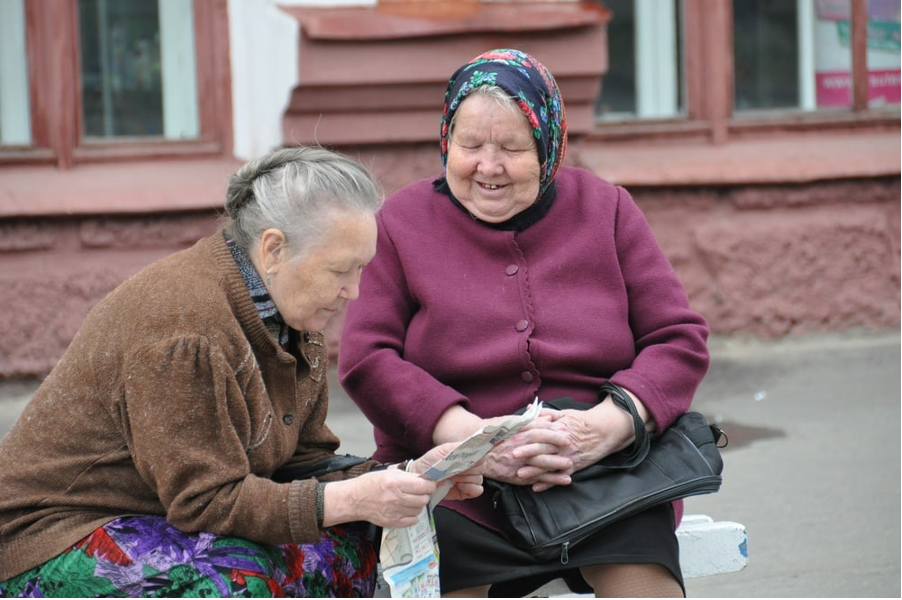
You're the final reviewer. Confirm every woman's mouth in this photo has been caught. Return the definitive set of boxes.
[478,182,504,190]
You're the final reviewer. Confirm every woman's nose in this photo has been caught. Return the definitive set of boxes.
[477,148,504,176]
[341,273,362,300]
[343,283,360,301]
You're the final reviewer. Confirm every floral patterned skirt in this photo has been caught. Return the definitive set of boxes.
[0,516,376,598]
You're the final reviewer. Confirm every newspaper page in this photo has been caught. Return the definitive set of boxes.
[378,507,441,598]
[379,398,542,598]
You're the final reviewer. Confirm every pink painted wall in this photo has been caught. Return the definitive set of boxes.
[0,212,221,377]
[0,148,899,379]
[635,178,901,337]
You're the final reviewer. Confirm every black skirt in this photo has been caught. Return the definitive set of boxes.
[433,503,684,597]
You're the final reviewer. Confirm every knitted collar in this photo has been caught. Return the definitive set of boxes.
[224,232,289,346]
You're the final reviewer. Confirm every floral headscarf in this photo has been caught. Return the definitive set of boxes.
[440,48,568,198]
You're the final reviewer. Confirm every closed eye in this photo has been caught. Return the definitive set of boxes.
[331,265,366,276]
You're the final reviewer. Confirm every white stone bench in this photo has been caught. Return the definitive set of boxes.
[675,514,748,579]
[529,514,749,597]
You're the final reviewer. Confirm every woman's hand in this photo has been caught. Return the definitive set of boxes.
[432,404,572,488]
[479,416,574,487]
[322,442,484,529]
[323,469,436,529]
[513,392,653,492]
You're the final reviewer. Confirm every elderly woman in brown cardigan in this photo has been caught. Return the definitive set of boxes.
[0,146,482,597]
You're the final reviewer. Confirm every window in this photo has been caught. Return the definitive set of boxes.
[2,0,230,168]
[595,0,683,120]
[733,0,800,111]
[734,0,901,113]
[808,0,900,109]
[78,0,199,139]
[594,0,899,133]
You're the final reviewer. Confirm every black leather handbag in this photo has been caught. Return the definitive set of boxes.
[485,382,726,563]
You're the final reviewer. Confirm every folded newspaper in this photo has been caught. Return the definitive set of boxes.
[378,398,542,598]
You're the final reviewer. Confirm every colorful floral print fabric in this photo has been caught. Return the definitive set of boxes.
[440,48,568,198]
[0,516,376,598]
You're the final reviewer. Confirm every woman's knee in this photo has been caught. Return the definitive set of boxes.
[580,562,684,598]
[442,583,491,598]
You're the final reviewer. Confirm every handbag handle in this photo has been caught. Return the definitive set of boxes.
[271,454,370,483]
[597,382,651,469]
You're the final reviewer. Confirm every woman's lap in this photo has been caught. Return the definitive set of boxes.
[0,515,376,598]
[433,503,683,597]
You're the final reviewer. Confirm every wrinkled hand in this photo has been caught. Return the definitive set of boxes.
[513,402,635,492]
[408,441,483,502]
[480,416,574,488]
[324,468,437,529]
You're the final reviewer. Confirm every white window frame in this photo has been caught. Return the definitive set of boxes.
[798,0,817,110]
[635,0,680,118]
[160,0,200,139]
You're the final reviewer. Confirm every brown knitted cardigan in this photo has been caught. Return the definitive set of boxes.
[0,232,377,580]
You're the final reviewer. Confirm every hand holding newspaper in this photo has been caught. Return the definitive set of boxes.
[378,398,542,598]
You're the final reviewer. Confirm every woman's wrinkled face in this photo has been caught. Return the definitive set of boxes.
[446,93,541,223]
[263,210,377,332]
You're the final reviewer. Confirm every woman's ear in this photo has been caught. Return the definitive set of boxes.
[258,228,286,274]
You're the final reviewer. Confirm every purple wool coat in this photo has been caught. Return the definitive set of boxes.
[339,166,710,529]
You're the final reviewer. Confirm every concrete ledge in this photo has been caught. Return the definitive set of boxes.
[279,1,610,41]
[0,158,242,218]
[574,130,900,187]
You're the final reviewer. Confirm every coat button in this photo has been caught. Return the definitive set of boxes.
[520,371,534,383]
[283,414,294,425]
[515,319,529,332]
[506,264,519,276]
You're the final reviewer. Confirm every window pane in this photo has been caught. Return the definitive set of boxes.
[78,0,199,140]
[595,0,682,121]
[863,0,901,107]
[813,0,900,109]
[734,0,800,111]
[595,0,636,117]
[736,0,900,112]
[0,0,31,145]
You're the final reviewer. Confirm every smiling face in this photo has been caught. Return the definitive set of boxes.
[445,93,541,223]
[260,209,377,332]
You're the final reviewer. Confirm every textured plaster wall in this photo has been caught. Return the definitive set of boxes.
[0,177,899,378]
[635,177,901,338]
[0,212,220,377]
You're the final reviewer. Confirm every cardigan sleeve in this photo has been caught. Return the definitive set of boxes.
[339,209,470,457]
[606,185,710,430]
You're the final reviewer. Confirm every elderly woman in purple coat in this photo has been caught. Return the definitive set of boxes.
[339,49,710,598]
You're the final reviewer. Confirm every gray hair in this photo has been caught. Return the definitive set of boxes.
[223,146,383,259]
[448,85,521,139]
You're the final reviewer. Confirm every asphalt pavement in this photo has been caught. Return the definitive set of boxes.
[1,329,899,597]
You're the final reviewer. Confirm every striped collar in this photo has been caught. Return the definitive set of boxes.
[224,232,289,346]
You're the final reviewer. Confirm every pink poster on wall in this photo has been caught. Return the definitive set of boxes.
[814,0,900,107]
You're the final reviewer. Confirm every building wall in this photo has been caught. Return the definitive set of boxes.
[636,177,901,337]
[0,211,221,377]
[3,168,897,378]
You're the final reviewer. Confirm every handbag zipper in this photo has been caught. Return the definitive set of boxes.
[560,541,570,564]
